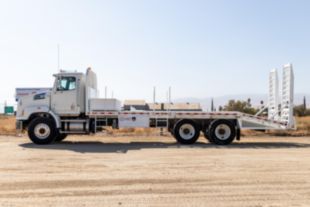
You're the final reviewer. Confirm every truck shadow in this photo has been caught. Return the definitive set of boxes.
[19,141,310,154]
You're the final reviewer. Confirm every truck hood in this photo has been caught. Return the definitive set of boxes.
[16,91,51,120]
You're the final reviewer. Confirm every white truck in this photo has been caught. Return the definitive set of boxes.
[16,64,295,145]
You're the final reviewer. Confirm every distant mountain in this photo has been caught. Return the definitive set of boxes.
[174,94,310,111]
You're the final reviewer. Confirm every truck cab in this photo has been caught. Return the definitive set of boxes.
[17,72,85,119]
[16,68,99,144]
[51,72,85,116]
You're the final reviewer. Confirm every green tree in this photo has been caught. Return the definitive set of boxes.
[211,98,215,112]
[223,99,259,115]
[294,104,310,116]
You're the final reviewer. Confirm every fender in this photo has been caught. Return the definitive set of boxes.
[18,105,61,128]
[48,110,61,129]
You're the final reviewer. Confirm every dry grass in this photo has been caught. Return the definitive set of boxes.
[0,115,309,137]
[0,115,16,135]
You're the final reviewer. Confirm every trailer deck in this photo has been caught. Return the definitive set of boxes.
[88,110,289,130]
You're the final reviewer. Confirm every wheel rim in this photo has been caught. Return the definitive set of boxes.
[34,123,51,139]
[215,124,231,140]
[179,124,195,140]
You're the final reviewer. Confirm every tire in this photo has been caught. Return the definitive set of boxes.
[28,117,57,145]
[55,133,67,142]
[173,120,200,145]
[209,120,236,145]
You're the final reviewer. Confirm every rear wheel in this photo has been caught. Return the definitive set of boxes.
[28,117,57,145]
[209,120,236,145]
[173,120,200,145]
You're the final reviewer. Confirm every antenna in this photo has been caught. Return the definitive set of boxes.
[57,44,60,71]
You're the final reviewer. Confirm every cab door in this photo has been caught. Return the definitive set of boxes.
[51,76,80,115]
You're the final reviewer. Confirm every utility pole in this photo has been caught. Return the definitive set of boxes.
[211,98,214,112]
[105,86,107,99]
[153,87,156,104]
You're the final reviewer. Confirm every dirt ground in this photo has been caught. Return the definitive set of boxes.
[0,135,310,207]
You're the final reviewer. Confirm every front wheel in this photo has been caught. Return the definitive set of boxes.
[28,117,57,145]
[209,120,236,145]
[173,120,200,145]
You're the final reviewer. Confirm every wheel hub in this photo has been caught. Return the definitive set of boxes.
[34,123,51,139]
[215,124,231,140]
[183,128,190,134]
[179,124,195,140]
[218,128,226,135]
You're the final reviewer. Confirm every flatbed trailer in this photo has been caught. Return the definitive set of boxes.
[16,64,295,145]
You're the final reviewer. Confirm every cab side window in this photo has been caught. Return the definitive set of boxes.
[57,77,76,91]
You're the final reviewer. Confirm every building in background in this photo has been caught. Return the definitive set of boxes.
[148,103,202,111]
[123,100,150,111]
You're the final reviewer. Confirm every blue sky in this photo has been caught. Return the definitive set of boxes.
[0,0,309,105]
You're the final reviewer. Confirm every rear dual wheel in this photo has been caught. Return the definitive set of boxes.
[173,120,200,145]
[172,119,236,145]
[208,120,236,145]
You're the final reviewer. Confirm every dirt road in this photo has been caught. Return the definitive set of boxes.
[0,135,310,207]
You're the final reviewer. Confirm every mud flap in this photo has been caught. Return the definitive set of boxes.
[236,128,241,141]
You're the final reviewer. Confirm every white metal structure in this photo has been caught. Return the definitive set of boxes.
[16,64,296,145]
[268,69,279,120]
[281,64,295,128]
